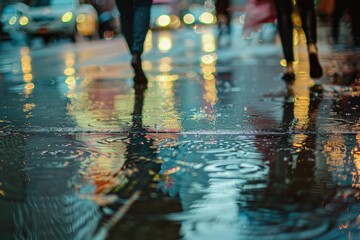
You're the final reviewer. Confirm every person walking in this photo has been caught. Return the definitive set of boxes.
[331,0,360,46]
[115,0,152,82]
[215,0,231,39]
[274,0,323,81]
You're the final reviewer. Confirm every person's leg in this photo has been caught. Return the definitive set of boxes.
[131,5,151,54]
[216,0,231,34]
[298,0,323,78]
[224,0,231,34]
[297,0,317,46]
[130,5,151,78]
[116,0,134,51]
[274,0,294,80]
[331,0,346,44]
[349,0,360,45]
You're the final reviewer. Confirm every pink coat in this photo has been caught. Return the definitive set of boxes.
[243,0,276,36]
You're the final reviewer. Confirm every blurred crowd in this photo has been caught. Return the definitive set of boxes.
[1,0,359,46]
[318,0,360,46]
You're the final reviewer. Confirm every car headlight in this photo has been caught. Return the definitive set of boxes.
[156,15,171,27]
[19,16,29,25]
[9,16,17,25]
[183,13,195,25]
[62,12,73,22]
[199,12,215,24]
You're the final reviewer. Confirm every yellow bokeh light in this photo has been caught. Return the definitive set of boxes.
[23,73,33,82]
[64,67,76,76]
[201,66,216,74]
[201,54,217,65]
[158,33,172,52]
[280,59,299,67]
[156,74,179,82]
[9,16,17,25]
[21,55,31,62]
[25,83,35,90]
[76,14,85,23]
[169,15,181,28]
[202,33,216,52]
[19,16,28,25]
[156,15,171,27]
[203,73,215,80]
[23,103,36,112]
[183,14,195,25]
[65,76,76,84]
[159,62,172,72]
[22,65,32,73]
[199,12,215,24]
[203,78,218,106]
[203,43,216,52]
[62,12,73,23]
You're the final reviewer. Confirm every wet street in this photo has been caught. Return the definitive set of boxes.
[1,22,360,240]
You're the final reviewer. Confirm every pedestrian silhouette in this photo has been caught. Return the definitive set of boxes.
[115,0,152,83]
[249,84,337,238]
[215,0,231,46]
[331,0,360,46]
[274,0,323,81]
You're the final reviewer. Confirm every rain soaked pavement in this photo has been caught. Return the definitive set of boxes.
[1,22,360,240]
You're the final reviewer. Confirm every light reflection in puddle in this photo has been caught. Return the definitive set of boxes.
[0,134,101,239]
[2,23,360,240]
[157,135,340,240]
[158,31,173,53]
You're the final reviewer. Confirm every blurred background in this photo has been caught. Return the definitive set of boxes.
[0,0,357,48]
[0,0,253,46]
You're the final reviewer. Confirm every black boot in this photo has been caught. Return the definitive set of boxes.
[282,72,295,82]
[309,53,323,79]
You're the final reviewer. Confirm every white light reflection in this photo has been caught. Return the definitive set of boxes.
[202,32,216,53]
[158,31,173,53]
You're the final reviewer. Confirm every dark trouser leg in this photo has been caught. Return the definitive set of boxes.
[331,0,347,42]
[297,0,317,44]
[216,0,231,33]
[349,0,360,44]
[116,0,134,51]
[274,0,294,62]
[131,6,151,54]
[298,0,322,78]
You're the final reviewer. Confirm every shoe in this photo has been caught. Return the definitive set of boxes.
[281,72,295,82]
[309,53,323,78]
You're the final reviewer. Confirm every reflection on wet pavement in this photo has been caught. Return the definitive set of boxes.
[1,24,360,240]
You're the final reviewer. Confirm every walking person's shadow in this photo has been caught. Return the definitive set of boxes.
[95,76,182,239]
[101,76,159,200]
[249,83,337,238]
